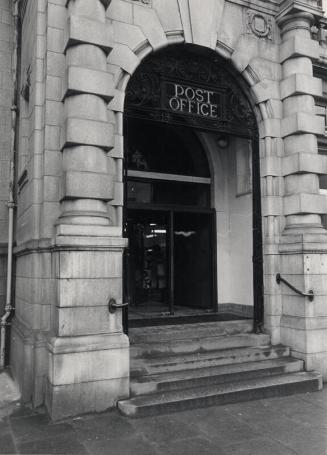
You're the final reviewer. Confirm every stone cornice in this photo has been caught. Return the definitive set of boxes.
[277,0,324,23]
[227,0,279,15]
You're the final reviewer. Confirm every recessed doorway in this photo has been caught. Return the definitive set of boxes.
[124,119,216,321]
[122,44,263,331]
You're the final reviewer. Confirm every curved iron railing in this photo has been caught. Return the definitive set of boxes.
[276,273,314,302]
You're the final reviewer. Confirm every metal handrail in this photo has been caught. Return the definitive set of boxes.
[276,273,314,301]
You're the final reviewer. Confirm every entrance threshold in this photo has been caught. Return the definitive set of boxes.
[129,305,251,328]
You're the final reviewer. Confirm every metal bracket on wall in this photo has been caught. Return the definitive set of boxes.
[108,298,129,314]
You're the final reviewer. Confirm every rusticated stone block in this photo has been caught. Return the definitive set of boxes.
[107,0,133,24]
[133,2,168,51]
[281,113,325,138]
[112,20,146,51]
[283,95,315,117]
[284,134,317,155]
[284,174,319,195]
[109,89,125,113]
[282,153,327,176]
[282,57,313,78]
[62,170,114,201]
[61,118,114,150]
[108,44,140,75]
[259,118,281,138]
[64,15,113,54]
[260,156,281,177]
[280,36,319,63]
[283,193,327,216]
[261,196,283,217]
[63,66,114,102]
[252,79,280,104]
[280,74,322,100]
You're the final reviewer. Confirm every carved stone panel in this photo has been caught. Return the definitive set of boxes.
[246,10,273,40]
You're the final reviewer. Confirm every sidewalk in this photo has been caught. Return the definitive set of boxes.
[1,388,327,455]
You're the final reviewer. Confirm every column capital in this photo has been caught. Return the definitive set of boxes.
[276,1,323,32]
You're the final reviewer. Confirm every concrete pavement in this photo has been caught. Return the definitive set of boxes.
[1,388,327,454]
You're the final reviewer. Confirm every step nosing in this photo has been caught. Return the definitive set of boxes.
[131,358,304,385]
[131,346,289,365]
[120,372,322,407]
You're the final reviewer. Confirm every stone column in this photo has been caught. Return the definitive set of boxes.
[279,12,325,234]
[58,0,114,234]
[277,6,327,379]
[46,0,129,420]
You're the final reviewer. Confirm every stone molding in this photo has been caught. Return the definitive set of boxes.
[277,0,324,23]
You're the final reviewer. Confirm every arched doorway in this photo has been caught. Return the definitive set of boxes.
[123,45,263,331]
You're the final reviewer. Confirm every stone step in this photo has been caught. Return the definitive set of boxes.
[131,344,290,377]
[130,357,304,396]
[118,371,323,417]
[129,320,253,344]
[131,333,270,359]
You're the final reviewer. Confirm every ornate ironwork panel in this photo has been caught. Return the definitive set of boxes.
[125,46,257,137]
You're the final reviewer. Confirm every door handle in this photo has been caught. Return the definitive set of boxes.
[108,298,129,314]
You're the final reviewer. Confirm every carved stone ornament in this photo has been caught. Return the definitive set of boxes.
[125,46,257,138]
[247,11,273,40]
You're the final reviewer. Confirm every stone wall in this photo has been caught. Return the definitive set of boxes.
[11,0,49,405]
[9,0,327,419]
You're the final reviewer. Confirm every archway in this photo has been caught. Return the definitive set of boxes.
[123,45,263,331]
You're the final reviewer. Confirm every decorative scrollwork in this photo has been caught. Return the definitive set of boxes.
[125,46,257,137]
[126,72,160,108]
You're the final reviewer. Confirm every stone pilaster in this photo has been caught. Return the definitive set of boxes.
[46,0,129,420]
[276,4,327,380]
[278,11,325,234]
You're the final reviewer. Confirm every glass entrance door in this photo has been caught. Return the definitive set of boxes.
[127,209,215,319]
[174,212,214,309]
[127,210,170,315]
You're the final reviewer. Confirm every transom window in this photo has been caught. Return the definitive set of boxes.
[125,118,211,208]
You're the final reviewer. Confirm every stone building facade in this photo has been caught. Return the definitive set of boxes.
[1,0,327,420]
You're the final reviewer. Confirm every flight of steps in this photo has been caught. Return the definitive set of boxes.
[118,319,323,417]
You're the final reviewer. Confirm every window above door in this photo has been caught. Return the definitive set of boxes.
[125,118,210,178]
